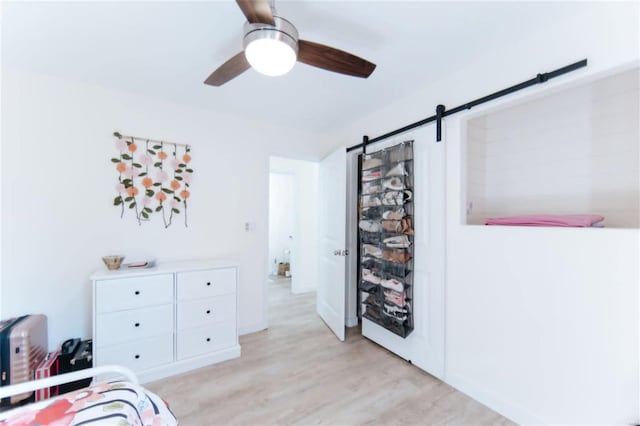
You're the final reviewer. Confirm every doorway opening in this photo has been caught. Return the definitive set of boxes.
[268,172,294,290]
[267,156,320,326]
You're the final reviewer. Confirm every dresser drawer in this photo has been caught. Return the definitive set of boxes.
[96,274,173,313]
[177,320,236,360]
[97,334,173,372]
[96,304,173,347]
[177,294,235,330]
[177,268,236,301]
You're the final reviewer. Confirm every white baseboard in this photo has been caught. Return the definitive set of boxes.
[291,287,316,295]
[444,373,540,425]
[345,316,358,327]
[239,321,268,336]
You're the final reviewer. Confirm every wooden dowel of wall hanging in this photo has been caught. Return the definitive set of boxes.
[114,132,190,148]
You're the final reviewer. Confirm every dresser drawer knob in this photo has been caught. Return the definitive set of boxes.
[206,282,211,286]
[134,354,140,359]
[135,290,140,295]
[206,337,211,342]
[206,310,211,314]
[135,323,140,327]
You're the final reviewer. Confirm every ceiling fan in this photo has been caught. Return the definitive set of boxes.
[204,0,376,86]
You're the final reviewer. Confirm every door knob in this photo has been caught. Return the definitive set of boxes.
[334,249,349,256]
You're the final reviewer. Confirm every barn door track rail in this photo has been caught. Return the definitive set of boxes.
[348,59,588,153]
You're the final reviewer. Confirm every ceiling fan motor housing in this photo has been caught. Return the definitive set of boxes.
[203,0,376,86]
[243,16,299,56]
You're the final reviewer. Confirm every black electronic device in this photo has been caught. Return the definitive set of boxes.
[57,338,92,394]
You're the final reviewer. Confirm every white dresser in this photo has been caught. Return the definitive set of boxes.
[90,259,240,383]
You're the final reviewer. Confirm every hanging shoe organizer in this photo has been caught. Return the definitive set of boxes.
[358,141,414,338]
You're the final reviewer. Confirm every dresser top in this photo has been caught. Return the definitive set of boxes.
[90,258,239,280]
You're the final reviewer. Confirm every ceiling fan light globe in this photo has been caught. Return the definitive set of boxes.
[245,38,297,77]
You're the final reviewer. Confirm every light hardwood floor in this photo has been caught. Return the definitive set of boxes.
[147,277,515,425]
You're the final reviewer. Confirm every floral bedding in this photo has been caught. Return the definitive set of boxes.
[1,381,177,426]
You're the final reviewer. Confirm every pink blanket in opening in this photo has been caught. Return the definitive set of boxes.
[485,214,604,227]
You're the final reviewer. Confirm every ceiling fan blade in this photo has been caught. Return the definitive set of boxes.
[236,0,275,26]
[297,40,376,79]
[204,52,251,87]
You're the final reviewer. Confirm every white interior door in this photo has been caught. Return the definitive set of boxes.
[408,125,446,379]
[317,147,347,341]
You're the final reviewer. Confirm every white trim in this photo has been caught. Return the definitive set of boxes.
[263,156,270,334]
[345,150,360,328]
[345,316,358,328]
[290,286,316,295]
[445,373,539,425]
[239,321,268,336]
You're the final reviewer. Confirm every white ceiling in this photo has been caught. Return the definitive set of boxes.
[2,1,583,133]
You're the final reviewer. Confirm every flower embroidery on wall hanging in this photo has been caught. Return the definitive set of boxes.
[111,131,192,228]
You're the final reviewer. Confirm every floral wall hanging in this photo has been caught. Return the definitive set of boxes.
[111,131,193,228]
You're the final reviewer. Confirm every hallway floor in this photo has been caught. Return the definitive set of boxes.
[147,276,514,425]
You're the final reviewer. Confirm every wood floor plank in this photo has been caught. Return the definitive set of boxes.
[146,277,516,425]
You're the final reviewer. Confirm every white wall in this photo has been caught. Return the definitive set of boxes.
[330,2,640,424]
[0,67,330,349]
[268,173,295,275]
[446,81,639,423]
[466,68,639,228]
[270,157,319,294]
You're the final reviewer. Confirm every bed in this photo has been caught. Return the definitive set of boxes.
[0,365,177,425]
